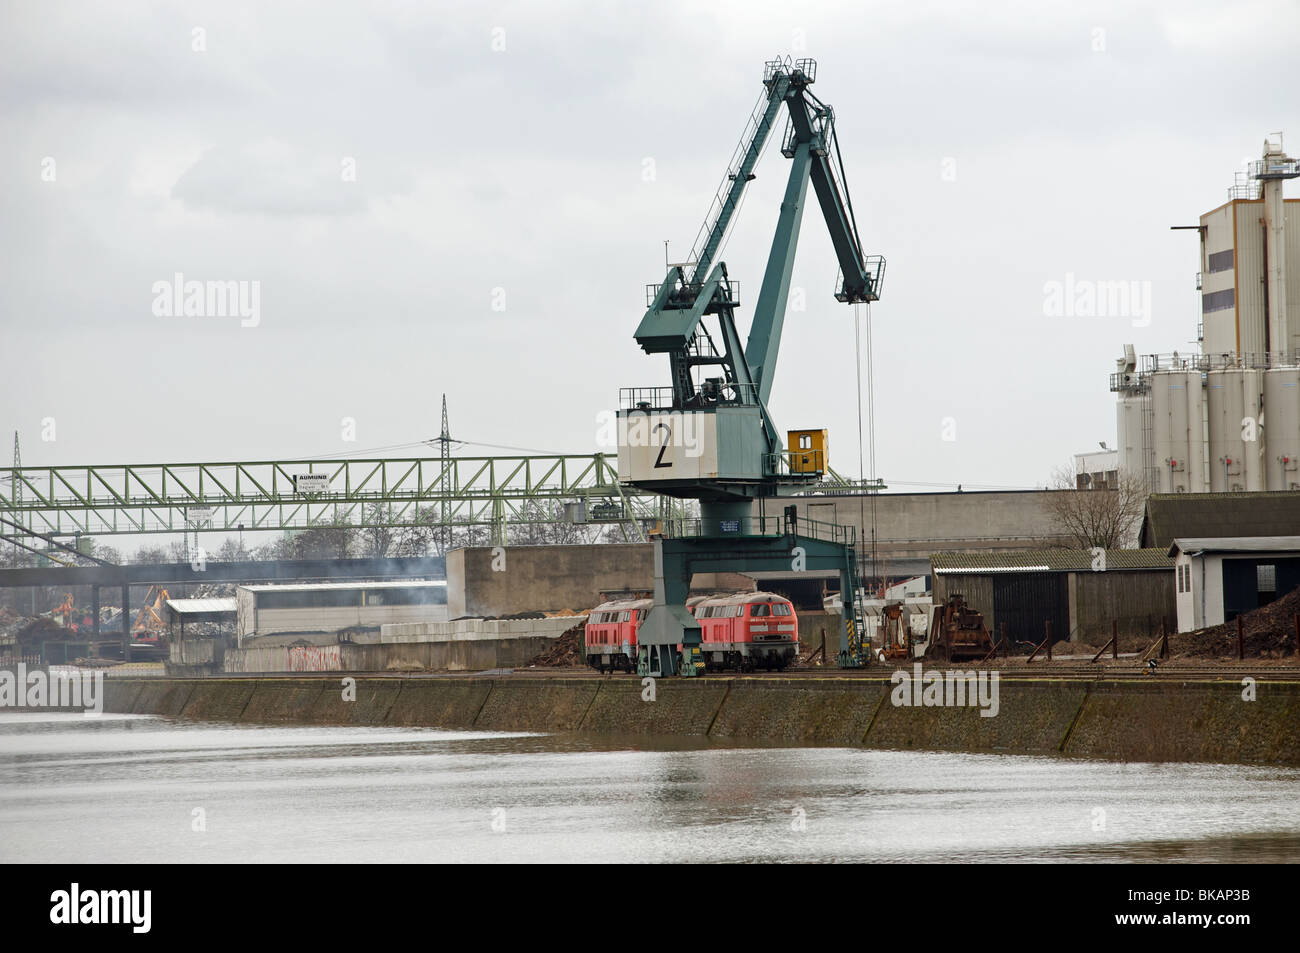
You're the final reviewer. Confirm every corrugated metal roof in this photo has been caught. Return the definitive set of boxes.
[239,580,446,593]
[931,548,1172,573]
[165,597,237,615]
[1142,492,1300,548]
[1168,536,1300,556]
[743,569,842,580]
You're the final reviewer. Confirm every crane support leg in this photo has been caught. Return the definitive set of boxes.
[638,528,865,675]
[638,542,701,677]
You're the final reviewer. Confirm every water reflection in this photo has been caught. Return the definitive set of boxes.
[0,713,1296,863]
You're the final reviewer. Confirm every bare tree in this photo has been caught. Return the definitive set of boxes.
[392,505,447,556]
[1043,464,1148,549]
[132,544,171,564]
[215,537,250,562]
[271,518,359,560]
[360,502,395,558]
[507,500,602,546]
[393,503,596,554]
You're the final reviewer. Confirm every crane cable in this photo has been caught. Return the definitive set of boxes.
[853,301,880,604]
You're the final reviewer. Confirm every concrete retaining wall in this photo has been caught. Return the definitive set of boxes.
[223,614,578,673]
[795,612,843,659]
[344,638,554,672]
[381,616,580,643]
[448,544,652,617]
[99,674,1300,766]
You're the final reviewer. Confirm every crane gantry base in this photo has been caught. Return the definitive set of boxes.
[636,511,868,676]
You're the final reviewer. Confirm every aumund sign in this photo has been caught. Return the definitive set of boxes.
[294,473,330,494]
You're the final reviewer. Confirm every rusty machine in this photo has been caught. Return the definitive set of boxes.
[924,594,995,662]
[878,602,913,661]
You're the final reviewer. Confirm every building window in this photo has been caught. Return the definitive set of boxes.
[1207,249,1234,274]
[1202,288,1235,313]
[1258,564,1276,596]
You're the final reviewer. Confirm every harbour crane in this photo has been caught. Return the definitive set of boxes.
[616,57,885,676]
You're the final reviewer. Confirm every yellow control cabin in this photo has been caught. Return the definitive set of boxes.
[787,429,828,474]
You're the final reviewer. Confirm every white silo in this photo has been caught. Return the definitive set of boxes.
[1242,368,1265,490]
[1207,369,1247,491]
[1264,366,1300,489]
[1116,395,1145,479]
[1152,370,1193,492]
[1184,368,1207,492]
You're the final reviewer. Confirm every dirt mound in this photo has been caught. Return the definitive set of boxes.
[528,618,587,667]
[452,611,548,622]
[16,617,68,647]
[1169,587,1300,659]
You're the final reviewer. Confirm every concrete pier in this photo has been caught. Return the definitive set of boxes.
[100,674,1300,766]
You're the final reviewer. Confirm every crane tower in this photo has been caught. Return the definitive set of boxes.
[616,57,885,676]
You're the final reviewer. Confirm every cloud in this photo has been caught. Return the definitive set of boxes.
[170,141,370,216]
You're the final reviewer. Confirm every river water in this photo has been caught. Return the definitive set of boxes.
[1,712,1297,863]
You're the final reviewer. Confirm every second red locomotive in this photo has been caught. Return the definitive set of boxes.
[584,591,798,673]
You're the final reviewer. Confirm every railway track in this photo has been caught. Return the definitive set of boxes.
[117,665,1300,683]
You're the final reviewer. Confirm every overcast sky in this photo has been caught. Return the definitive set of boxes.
[3,0,1298,503]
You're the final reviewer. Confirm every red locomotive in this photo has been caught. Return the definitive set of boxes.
[689,591,799,671]
[583,597,650,673]
[584,591,798,673]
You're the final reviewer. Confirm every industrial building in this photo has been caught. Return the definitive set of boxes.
[930,548,1175,646]
[1140,491,1300,548]
[165,596,237,667]
[1170,536,1300,631]
[1112,135,1300,492]
[235,580,448,645]
[1073,449,1119,489]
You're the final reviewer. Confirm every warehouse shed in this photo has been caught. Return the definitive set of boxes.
[165,597,237,667]
[236,580,448,645]
[1169,536,1300,632]
[930,548,1174,646]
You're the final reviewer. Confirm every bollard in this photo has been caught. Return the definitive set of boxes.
[1237,615,1245,661]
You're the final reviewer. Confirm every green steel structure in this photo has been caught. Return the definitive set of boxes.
[0,452,877,544]
[618,57,885,675]
[0,454,667,543]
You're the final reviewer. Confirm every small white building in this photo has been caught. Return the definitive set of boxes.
[1169,537,1300,632]
[1073,449,1119,489]
[236,580,448,645]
